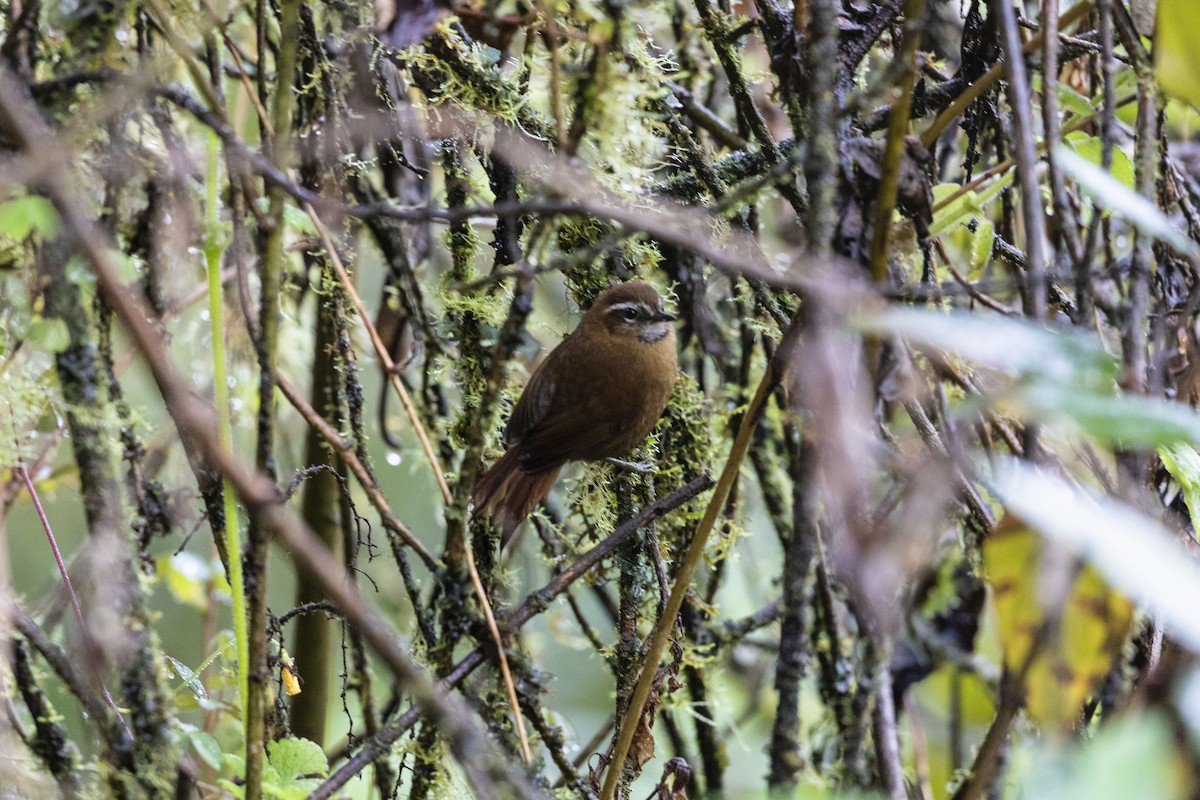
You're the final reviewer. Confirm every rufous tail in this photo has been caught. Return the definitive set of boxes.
[472,450,560,545]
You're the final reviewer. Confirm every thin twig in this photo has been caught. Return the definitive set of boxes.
[11,604,114,742]
[16,465,131,740]
[871,641,906,800]
[275,374,438,568]
[1040,0,1083,269]
[0,64,527,800]
[303,203,451,504]
[994,0,1048,323]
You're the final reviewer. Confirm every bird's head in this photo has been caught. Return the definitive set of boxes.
[583,281,677,345]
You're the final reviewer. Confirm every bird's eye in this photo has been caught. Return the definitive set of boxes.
[620,307,638,322]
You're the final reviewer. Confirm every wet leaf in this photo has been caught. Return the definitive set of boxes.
[164,655,208,702]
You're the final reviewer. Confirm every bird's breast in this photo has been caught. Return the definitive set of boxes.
[575,338,676,458]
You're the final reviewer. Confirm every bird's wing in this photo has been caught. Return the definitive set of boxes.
[513,408,630,473]
[503,338,567,447]
[502,333,637,473]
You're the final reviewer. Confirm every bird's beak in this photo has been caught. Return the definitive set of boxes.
[655,310,678,322]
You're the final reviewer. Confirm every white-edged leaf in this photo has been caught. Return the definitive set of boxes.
[992,460,1200,653]
[856,308,1118,388]
[1022,386,1200,448]
[1056,147,1198,257]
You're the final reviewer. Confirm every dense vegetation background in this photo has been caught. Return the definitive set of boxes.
[3,0,1200,798]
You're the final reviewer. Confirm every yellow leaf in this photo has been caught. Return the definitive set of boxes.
[983,516,1133,733]
[281,656,302,697]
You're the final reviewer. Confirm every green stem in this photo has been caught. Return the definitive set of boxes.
[205,130,249,723]
[245,3,300,793]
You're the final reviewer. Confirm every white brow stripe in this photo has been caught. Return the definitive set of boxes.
[606,301,651,317]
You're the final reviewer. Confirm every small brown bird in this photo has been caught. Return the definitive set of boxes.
[473,281,678,540]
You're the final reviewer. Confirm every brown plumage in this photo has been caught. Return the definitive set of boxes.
[473,282,678,541]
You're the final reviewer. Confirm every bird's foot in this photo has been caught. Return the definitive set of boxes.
[606,457,657,475]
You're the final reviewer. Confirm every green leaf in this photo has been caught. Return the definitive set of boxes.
[262,781,323,800]
[930,173,1011,239]
[1063,131,1136,189]
[267,737,327,781]
[0,195,60,239]
[1056,146,1198,257]
[1156,0,1200,110]
[254,197,318,236]
[1019,712,1181,800]
[25,318,69,353]
[863,307,1200,450]
[186,729,223,771]
[970,217,994,276]
[1055,79,1097,117]
[163,655,208,701]
[992,460,1200,653]
[933,187,995,277]
[930,184,982,237]
[1159,442,1200,539]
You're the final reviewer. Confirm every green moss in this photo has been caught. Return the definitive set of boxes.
[572,461,621,536]
[655,371,721,543]
[410,22,553,139]
[438,282,509,328]
[0,359,55,466]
